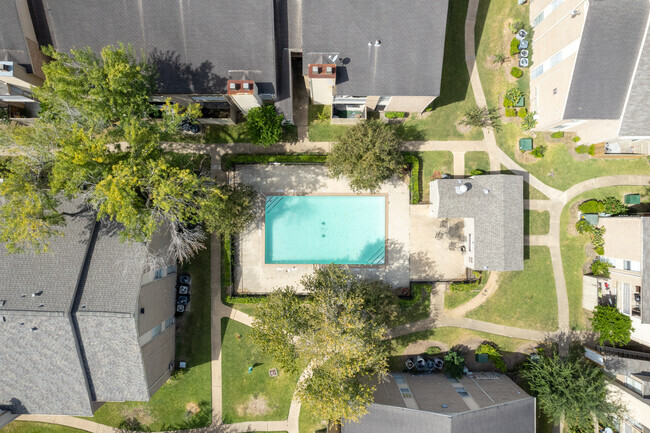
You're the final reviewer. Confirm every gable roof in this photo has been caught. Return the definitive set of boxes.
[0,206,156,415]
[301,0,448,97]
[430,175,524,271]
[619,26,650,137]
[0,1,31,66]
[40,0,278,95]
[563,0,650,120]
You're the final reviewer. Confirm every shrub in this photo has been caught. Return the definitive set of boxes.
[476,343,507,372]
[403,153,420,204]
[221,153,327,170]
[424,346,442,356]
[510,38,520,56]
[460,106,501,131]
[505,107,517,117]
[444,350,465,379]
[503,98,514,108]
[579,200,605,214]
[575,218,592,234]
[591,305,634,346]
[575,145,589,154]
[222,235,232,287]
[246,105,285,147]
[595,246,604,255]
[470,168,486,176]
[225,294,267,304]
[385,111,406,119]
[504,87,524,104]
[591,260,612,278]
[510,67,523,78]
[450,271,482,292]
[518,108,528,118]
[588,144,596,156]
[551,131,565,138]
[509,19,525,34]
[398,283,431,306]
[602,196,628,216]
[531,145,546,158]
[573,136,581,142]
[522,111,537,130]
[590,226,606,250]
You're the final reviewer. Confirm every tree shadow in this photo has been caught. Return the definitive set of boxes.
[149,49,227,94]
[392,122,425,141]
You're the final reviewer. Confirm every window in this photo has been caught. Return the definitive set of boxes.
[151,323,163,339]
[167,264,177,275]
[154,269,163,280]
[531,65,544,79]
[625,376,643,395]
[624,260,631,271]
[550,52,562,67]
[164,316,175,330]
[533,12,544,26]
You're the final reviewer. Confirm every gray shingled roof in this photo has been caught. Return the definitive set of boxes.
[302,0,448,97]
[343,399,536,433]
[0,2,31,65]
[0,207,155,415]
[642,218,650,324]
[619,27,650,137]
[40,0,278,95]
[564,0,650,120]
[430,175,524,271]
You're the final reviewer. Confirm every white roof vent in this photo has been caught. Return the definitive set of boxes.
[374,40,381,47]
[455,184,468,194]
[483,189,490,194]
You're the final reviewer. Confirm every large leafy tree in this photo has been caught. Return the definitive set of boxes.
[327,120,404,192]
[246,105,284,147]
[591,305,634,347]
[251,265,399,424]
[521,351,624,432]
[0,44,254,260]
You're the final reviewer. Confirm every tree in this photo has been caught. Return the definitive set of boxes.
[246,105,284,147]
[444,350,465,379]
[591,260,612,278]
[251,265,399,424]
[460,107,501,131]
[0,45,254,261]
[591,305,634,346]
[521,351,624,432]
[327,120,404,192]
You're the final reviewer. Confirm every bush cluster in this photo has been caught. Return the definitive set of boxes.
[579,200,605,214]
[510,38,520,56]
[503,98,514,108]
[591,260,612,278]
[575,145,589,154]
[603,196,628,215]
[504,87,524,105]
[221,153,327,170]
[505,107,517,117]
[476,343,507,372]
[522,111,537,130]
[450,271,483,292]
[385,111,406,119]
[222,235,232,287]
[577,217,606,251]
[550,131,565,138]
[573,136,581,142]
[588,144,596,156]
[518,108,528,118]
[225,294,267,304]
[470,168,486,176]
[510,67,523,78]
[531,145,546,158]
[403,153,420,204]
[399,283,431,307]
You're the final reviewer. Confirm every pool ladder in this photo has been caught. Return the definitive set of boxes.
[265,196,284,215]
[367,245,385,265]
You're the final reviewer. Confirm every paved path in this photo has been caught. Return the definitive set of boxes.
[445,272,499,317]
[452,151,466,176]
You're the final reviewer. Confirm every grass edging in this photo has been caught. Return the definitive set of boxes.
[221,153,327,171]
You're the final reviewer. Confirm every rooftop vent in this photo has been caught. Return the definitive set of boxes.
[483,189,490,194]
[455,184,468,194]
[30,327,37,332]
[374,40,381,47]
[0,300,5,306]
[570,9,580,18]
[20,294,26,298]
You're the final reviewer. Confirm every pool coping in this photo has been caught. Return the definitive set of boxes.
[261,192,390,269]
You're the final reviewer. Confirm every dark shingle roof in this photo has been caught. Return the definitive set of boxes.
[619,28,650,137]
[302,0,448,97]
[40,0,278,95]
[0,2,31,65]
[430,175,524,271]
[564,0,650,120]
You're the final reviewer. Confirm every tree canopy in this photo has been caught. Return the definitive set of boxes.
[327,120,404,192]
[251,265,399,424]
[591,305,634,347]
[245,105,284,147]
[521,351,624,432]
[0,44,255,260]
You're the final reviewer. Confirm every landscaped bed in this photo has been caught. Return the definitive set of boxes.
[83,246,212,431]
[467,246,558,331]
[221,319,299,424]
[560,186,649,329]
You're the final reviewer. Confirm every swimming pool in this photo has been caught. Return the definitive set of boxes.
[265,196,386,265]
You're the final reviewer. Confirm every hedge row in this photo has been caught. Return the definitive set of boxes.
[403,153,420,204]
[221,153,327,170]
[221,235,232,288]
[225,294,267,304]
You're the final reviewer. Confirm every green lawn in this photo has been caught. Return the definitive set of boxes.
[299,406,326,433]
[222,319,299,424]
[500,165,549,200]
[560,186,649,330]
[415,151,454,201]
[85,246,212,431]
[391,327,532,355]
[307,105,351,142]
[444,272,490,310]
[465,151,490,175]
[396,283,432,325]
[0,423,84,433]
[467,246,558,331]
[524,210,550,235]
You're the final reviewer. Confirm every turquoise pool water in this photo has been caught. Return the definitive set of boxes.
[265,196,385,264]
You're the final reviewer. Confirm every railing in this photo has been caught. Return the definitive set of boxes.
[597,345,650,362]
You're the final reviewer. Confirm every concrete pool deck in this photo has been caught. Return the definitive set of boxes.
[233,165,410,293]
